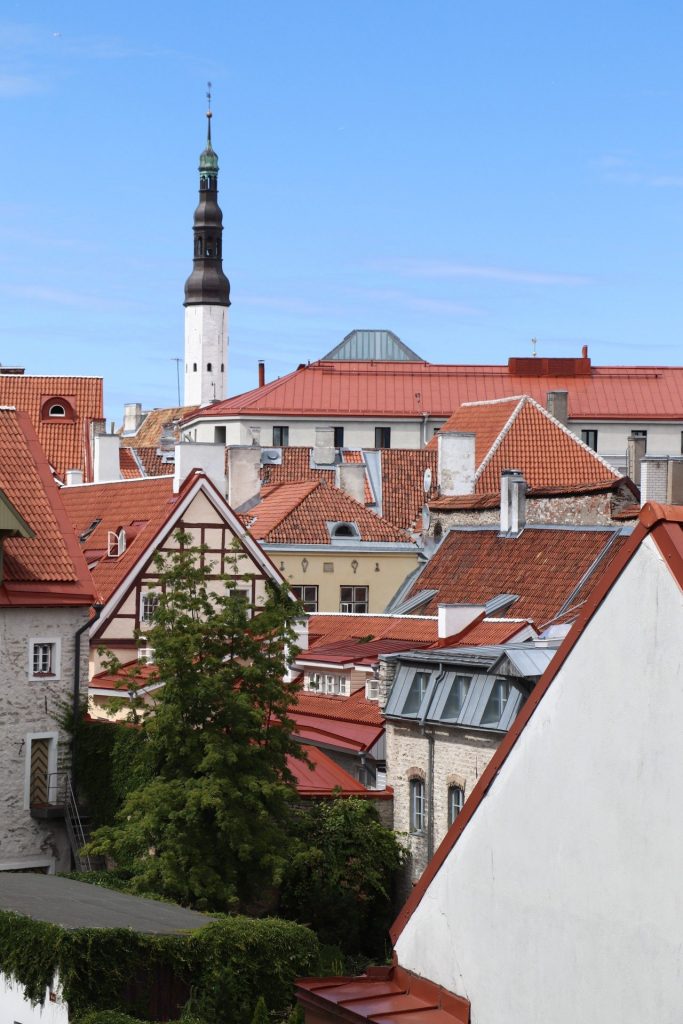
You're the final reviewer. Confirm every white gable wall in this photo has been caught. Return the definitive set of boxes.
[394,533,683,1023]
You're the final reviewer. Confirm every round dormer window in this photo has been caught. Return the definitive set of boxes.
[48,404,66,417]
[41,396,75,421]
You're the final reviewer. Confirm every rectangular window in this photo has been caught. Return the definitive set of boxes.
[333,426,344,448]
[410,778,425,833]
[402,670,430,715]
[448,785,464,827]
[273,425,289,447]
[441,675,471,720]
[291,585,319,613]
[324,673,349,696]
[340,585,368,613]
[307,672,322,692]
[140,593,160,623]
[29,640,60,681]
[374,427,391,449]
[481,679,512,726]
[581,429,598,451]
[366,676,380,701]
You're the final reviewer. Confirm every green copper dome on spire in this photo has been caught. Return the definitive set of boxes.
[199,111,219,175]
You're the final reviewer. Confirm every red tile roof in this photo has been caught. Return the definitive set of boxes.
[0,408,94,605]
[60,477,179,603]
[444,617,534,646]
[390,502,683,945]
[186,356,683,422]
[119,446,174,479]
[0,374,103,480]
[244,480,411,544]
[308,613,438,647]
[297,966,470,1023]
[120,406,197,448]
[381,449,439,531]
[261,447,374,505]
[288,744,389,798]
[293,688,383,727]
[300,637,433,667]
[428,396,619,494]
[403,525,629,624]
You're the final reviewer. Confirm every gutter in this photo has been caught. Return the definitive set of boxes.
[72,604,102,799]
[418,662,446,861]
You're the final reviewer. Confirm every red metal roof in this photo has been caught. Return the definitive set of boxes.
[390,502,683,944]
[403,525,629,624]
[300,637,434,667]
[287,744,389,798]
[291,711,383,752]
[296,965,470,1023]
[0,374,103,480]
[0,408,94,606]
[185,357,683,422]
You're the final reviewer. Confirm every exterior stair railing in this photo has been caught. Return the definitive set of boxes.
[30,770,95,872]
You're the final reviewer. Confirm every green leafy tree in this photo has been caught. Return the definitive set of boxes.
[250,996,269,1023]
[279,797,405,957]
[87,533,304,911]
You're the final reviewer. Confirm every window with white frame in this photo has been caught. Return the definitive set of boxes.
[481,678,512,726]
[448,784,464,827]
[402,670,430,715]
[365,676,380,700]
[324,673,349,696]
[140,592,160,623]
[138,645,155,663]
[306,672,323,692]
[107,528,126,557]
[340,585,368,613]
[29,639,60,681]
[409,777,425,833]
[291,585,318,613]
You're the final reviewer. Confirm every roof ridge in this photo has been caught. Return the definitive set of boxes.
[525,394,620,478]
[461,395,526,408]
[473,396,526,483]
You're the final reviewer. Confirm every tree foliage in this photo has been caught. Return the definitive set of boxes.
[279,798,405,956]
[87,533,304,911]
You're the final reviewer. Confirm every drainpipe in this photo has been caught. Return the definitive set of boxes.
[419,662,446,862]
[421,412,430,447]
[72,604,102,799]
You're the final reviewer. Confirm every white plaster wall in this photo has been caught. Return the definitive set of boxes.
[188,418,428,450]
[1,972,68,1024]
[570,419,683,460]
[395,534,683,1024]
[0,606,89,872]
[184,304,228,406]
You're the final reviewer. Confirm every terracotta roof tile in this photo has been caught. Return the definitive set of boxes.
[428,396,619,494]
[403,525,629,624]
[443,617,533,646]
[307,613,438,647]
[119,446,174,479]
[0,375,103,480]
[381,449,438,531]
[186,357,683,422]
[261,447,374,504]
[60,477,179,603]
[293,688,384,726]
[120,406,198,448]
[244,480,410,544]
[0,408,93,602]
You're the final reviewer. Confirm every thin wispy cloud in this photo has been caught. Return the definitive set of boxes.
[0,73,45,98]
[355,287,482,316]
[0,283,115,311]
[370,258,590,287]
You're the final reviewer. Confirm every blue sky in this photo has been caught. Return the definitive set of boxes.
[1,1,682,421]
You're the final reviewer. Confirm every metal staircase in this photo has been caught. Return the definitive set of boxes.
[30,770,105,871]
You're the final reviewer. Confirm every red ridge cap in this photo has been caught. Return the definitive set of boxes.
[639,500,683,529]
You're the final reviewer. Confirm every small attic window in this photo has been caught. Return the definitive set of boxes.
[40,396,75,422]
[107,528,126,558]
[328,521,360,540]
[49,404,66,417]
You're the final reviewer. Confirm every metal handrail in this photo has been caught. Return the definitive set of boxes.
[30,770,93,872]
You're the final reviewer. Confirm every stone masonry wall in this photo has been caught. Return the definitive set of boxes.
[0,605,90,872]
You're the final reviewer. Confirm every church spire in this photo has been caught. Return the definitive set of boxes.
[183,86,230,407]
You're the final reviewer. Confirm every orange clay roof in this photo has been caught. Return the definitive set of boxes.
[119,446,174,479]
[403,525,629,624]
[288,743,389,798]
[443,617,533,646]
[0,408,94,604]
[60,477,179,604]
[427,396,619,493]
[381,448,439,531]
[120,406,198,448]
[0,374,103,480]
[261,447,374,505]
[243,480,411,544]
[308,613,438,647]
[186,356,683,422]
[293,688,383,727]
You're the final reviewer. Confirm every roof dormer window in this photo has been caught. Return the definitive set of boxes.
[48,404,66,418]
[327,521,360,541]
[107,527,126,558]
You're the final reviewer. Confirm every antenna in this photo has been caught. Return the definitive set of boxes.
[171,357,182,405]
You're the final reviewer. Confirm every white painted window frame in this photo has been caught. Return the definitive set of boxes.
[28,638,61,682]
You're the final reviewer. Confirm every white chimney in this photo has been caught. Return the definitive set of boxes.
[173,442,227,496]
[546,390,569,425]
[500,469,527,536]
[437,432,476,496]
[640,456,668,506]
[226,446,262,511]
[336,463,366,504]
[627,434,647,488]
[314,426,336,466]
[93,434,121,483]
[438,603,485,639]
[64,468,84,487]
[123,403,143,434]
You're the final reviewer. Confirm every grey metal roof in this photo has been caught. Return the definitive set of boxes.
[382,640,561,670]
[0,874,215,933]
[321,330,423,362]
[490,646,556,679]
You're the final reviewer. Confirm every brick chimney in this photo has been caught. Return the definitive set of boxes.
[437,432,476,496]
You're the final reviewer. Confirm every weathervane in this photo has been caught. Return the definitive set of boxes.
[206,81,213,141]
[531,337,537,358]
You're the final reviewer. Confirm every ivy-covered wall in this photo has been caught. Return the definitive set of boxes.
[0,910,320,1024]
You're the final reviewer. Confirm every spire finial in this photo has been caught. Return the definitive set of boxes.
[206,80,212,144]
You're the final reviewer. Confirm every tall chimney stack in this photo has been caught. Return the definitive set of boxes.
[437,432,476,496]
[258,361,265,388]
[546,390,568,426]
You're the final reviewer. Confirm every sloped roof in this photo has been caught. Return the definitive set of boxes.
[308,613,438,647]
[261,447,374,504]
[299,637,434,668]
[288,743,389,798]
[401,525,629,624]
[321,329,423,362]
[60,477,179,603]
[428,396,619,493]
[293,688,383,727]
[243,480,412,545]
[119,446,174,480]
[441,617,534,646]
[120,406,198,448]
[185,357,683,422]
[381,449,439,531]
[0,408,94,605]
[0,374,103,480]
[390,502,683,947]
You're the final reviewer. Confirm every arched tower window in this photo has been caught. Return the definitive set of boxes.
[207,363,212,372]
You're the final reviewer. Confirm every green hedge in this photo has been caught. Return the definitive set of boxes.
[74,1014,147,1024]
[0,910,320,1024]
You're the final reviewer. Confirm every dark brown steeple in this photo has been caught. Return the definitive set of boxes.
[184,87,230,308]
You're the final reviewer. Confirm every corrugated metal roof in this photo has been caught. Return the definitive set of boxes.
[321,329,423,362]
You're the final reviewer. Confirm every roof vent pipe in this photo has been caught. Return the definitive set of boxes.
[500,469,527,536]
